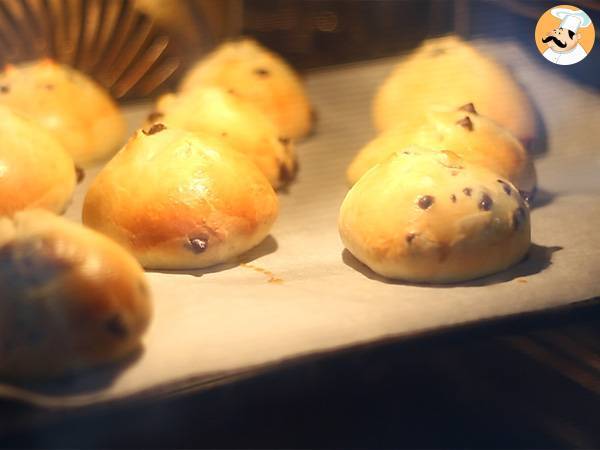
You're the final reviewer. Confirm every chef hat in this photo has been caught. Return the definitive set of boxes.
[551,7,592,33]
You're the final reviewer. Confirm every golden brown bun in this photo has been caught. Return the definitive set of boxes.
[0,209,152,379]
[0,105,76,215]
[339,149,531,283]
[83,125,279,269]
[0,60,126,167]
[348,106,537,196]
[373,35,536,146]
[150,86,296,189]
[180,38,313,139]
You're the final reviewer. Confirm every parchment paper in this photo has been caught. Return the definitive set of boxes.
[1,40,599,408]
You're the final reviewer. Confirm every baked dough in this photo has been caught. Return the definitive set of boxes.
[339,149,531,283]
[373,35,536,146]
[348,105,537,197]
[180,38,313,139]
[83,125,279,269]
[0,59,126,166]
[149,86,297,188]
[0,209,152,379]
[0,105,76,215]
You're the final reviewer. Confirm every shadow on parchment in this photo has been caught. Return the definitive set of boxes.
[149,235,279,277]
[530,188,556,209]
[528,96,548,158]
[275,159,301,196]
[342,244,563,288]
[0,347,144,397]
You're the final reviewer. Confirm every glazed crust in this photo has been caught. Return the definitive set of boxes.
[180,38,312,139]
[0,210,152,379]
[348,106,537,196]
[150,86,296,189]
[0,59,126,167]
[0,105,76,215]
[82,126,279,269]
[339,150,531,283]
[373,35,536,146]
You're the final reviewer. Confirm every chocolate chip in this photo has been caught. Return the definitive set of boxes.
[458,103,477,114]
[142,123,166,135]
[105,315,128,338]
[479,193,493,211]
[254,68,270,76]
[0,85,9,93]
[187,237,208,254]
[75,166,85,183]
[456,116,473,131]
[406,233,416,244]
[147,111,164,122]
[450,194,457,203]
[417,195,435,210]
[497,179,512,196]
[513,207,526,230]
[463,187,472,197]
[278,137,291,146]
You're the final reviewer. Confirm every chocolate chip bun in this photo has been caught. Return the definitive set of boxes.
[180,38,313,140]
[82,125,279,269]
[0,210,152,379]
[373,35,536,146]
[149,86,296,189]
[0,59,126,167]
[339,149,531,283]
[0,105,76,215]
[348,105,537,198]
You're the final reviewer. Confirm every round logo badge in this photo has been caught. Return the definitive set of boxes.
[535,4,595,65]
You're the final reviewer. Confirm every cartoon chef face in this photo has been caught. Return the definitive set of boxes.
[537,6,593,65]
[542,27,581,53]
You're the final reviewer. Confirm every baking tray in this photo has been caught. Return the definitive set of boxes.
[0,39,598,408]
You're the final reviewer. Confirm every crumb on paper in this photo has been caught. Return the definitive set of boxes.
[240,263,283,284]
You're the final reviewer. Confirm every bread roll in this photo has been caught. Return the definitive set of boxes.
[0,210,152,379]
[83,125,279,269]
[349,105,537,198]
[0,59,126,166]
[373,35,536,146]
[339,149,531,283]
[0,105,76,215]
[180,38,313,139]
[149,86,297,188]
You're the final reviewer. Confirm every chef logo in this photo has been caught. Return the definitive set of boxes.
[535,5,594,65]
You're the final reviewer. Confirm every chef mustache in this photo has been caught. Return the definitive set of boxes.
[542,35,567,48]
